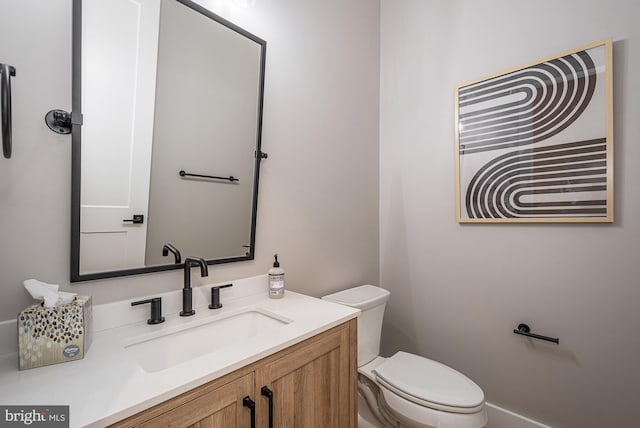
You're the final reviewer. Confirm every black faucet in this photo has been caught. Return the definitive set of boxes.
[209,283,233,309]
[131,297,165,324]
[181,256,208,316]
[162,243,182,264]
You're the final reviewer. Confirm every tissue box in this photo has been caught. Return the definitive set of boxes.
[17,296,92,370]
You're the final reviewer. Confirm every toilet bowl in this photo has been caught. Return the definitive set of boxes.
[323,285,487,428]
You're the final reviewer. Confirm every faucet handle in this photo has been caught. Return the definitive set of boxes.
[209,284,233,309]
[131,297,165,324]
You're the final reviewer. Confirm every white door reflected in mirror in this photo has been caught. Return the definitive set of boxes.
[80,0,160,273]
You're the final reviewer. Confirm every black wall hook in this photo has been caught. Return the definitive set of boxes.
[44,109,83,135]
[45,109,72,134]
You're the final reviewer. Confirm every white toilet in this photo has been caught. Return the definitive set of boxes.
[323,285,487,428]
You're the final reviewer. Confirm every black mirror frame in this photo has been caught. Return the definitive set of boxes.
[70,0,267,282]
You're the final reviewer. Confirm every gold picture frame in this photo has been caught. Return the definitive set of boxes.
[455,39,613,223]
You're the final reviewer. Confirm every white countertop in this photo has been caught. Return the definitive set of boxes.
[0,275,359,427]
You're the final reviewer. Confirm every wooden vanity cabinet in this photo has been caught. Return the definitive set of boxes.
[111,319,357,428]
[117,373,255,428]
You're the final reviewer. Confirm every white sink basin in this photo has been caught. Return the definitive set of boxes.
[125,308,291,373]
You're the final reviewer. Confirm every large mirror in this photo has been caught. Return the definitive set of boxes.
[70,0,267,281]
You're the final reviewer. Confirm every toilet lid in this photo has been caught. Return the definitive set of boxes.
[373,352,484,412]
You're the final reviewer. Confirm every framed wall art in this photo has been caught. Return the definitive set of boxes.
[455,39,613,223]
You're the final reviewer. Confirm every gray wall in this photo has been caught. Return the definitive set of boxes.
[0,0,379,320]
[379,1,640,427]
[145,0,261,265]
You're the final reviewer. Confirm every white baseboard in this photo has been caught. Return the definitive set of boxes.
[486,402,552,428]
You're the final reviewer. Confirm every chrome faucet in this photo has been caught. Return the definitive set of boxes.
[181,256,208,316]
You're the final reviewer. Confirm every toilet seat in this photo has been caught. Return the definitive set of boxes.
[377,386,488,428]
[373,351,485,414]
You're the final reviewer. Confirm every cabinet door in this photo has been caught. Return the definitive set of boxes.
[256,323,356,428]
[112,373,255,428]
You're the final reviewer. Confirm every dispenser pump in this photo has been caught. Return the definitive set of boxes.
[268,253,285,299]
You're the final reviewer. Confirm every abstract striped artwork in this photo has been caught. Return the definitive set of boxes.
[455,39,613,222]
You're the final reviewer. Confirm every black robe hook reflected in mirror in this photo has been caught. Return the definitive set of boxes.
[1,63,16,159]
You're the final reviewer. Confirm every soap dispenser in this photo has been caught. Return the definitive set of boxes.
[268,254,285,299]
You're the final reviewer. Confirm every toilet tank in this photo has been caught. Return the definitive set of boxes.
[322,285,390,366]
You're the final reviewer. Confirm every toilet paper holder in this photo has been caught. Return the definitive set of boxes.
[513,323,559,344]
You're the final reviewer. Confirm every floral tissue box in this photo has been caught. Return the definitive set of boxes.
[17,296,92,370]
